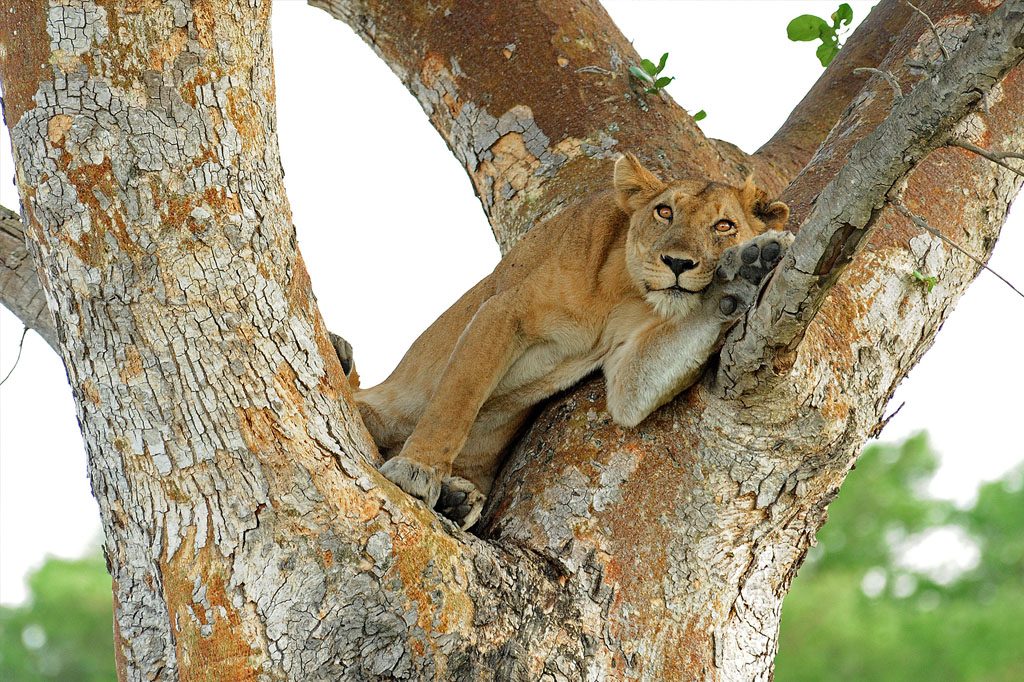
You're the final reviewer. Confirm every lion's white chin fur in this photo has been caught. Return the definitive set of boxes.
[646,288,702,319]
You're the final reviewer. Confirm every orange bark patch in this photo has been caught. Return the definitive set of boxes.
[180,70,214,107]
[235,406,283,459]
[81,379,102,406]
[122,0,162,12]
[65,158,147,267]
[273,362,304,412]
[191,0,217,49]
[162,530,261,682]
[148,27,188,70]
[202,185,241,215]
[47,115,74,146]
[486,133,537,188]
[120,345,144,382]
[389,522,475,634]
[420,52,448,89]
[224,89,265,152]
[110,580,131,681]
[0,0,50,127]
[286,249,312,316]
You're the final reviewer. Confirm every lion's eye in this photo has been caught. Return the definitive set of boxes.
[656,205,673,220]
[714,219,736,233]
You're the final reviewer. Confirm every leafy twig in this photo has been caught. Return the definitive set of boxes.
[627,52,704,120]
[787,3,854,67]
[911,269,938,291]
[628,52,674,94]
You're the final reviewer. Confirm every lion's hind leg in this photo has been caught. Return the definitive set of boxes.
[329,332,359,388]
[437,476,487,530]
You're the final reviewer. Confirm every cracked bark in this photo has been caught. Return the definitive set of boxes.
[0,1,1022,681]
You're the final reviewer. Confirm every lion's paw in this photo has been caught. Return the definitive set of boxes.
[379,457,441,508]
[437,476,486,531]
[329,332,355,377]
[706,230,794,320]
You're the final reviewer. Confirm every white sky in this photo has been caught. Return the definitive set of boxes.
[1,1,1022,605]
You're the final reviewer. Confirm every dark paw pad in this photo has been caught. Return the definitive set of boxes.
[437,476,486,531]
[761,241,782,266]
[739,263,767,285]
[707,230,794,321]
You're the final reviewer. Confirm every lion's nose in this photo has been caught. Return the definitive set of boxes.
[661,255,698,276]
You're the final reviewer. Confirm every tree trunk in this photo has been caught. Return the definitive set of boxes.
[1,0,1022,680]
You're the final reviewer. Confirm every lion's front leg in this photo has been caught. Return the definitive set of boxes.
[603,314,721,428]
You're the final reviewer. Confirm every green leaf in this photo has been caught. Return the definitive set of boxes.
[645,87,658,94]
[629,65,653,83]
[816,42,839,66]
[657,52,669,74]
[693,110,707,121]
[911,270,937,291]
[787,14,828,41]
[654,76,673,89]
[833,3,854,26]
[641,59,658,76]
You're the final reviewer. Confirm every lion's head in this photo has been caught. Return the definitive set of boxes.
[613,154,789,317]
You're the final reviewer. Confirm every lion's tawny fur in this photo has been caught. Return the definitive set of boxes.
[348,155,789,528]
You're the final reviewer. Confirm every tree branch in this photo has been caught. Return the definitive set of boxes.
[951,139,1024,178]
[907,0,951,62]
[755,0,917,182]
[717,0,1024,398]
[892,201,1024,300]
[853,67,904,101]
[0,204,57,351]
[306,0,778,249]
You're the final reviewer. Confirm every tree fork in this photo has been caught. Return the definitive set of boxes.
[1,0,1022,680]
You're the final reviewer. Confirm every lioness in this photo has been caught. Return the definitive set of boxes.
[333,154,792,529]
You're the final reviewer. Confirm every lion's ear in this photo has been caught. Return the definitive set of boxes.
[614,154,665,212]
[740,175,789,232]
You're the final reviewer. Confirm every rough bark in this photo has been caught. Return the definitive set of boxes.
[0,1,1021,682]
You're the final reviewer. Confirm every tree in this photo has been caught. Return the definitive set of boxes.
[0,0,1021,679]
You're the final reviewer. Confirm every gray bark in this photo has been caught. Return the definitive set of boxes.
[0,0,1021,680]
[719,0,1024,396]
[0,204,57,350]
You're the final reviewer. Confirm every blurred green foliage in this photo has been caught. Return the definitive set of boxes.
[0,551,115,682]
[1,434,1021,680]
[776,433,1024,681]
